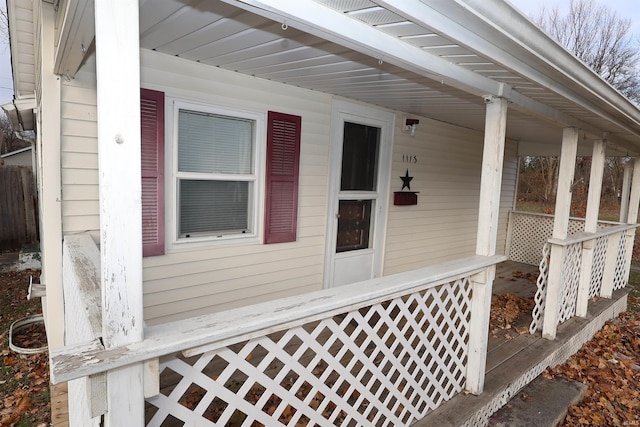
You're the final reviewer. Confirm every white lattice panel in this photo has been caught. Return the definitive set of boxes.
[589,236,608,298]
[508,212,614,267]
[529,243,550,334]
[146,279,473,427]
[613,234,629,291]
[558,243,582,324]
[508,213,554,266]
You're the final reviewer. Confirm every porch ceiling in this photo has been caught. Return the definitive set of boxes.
[6,0,631,154]
[135,0,640,154]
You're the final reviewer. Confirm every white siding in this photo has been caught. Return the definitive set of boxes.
[9,0,36,99]
[383,120,517,274]
[498,140,519,254]
[61,48,520,325]
[60,66,100,239]
[384,119,481,273]
[140,50,331,324]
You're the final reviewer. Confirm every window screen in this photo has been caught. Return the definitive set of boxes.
[177,109,255,238]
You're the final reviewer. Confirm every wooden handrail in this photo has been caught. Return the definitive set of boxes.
[547,223,638,247]
[50,253,505,384]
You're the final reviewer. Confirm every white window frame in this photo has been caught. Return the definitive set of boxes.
[169,99,264,246]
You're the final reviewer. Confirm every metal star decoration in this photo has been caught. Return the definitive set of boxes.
[401,169,413,191]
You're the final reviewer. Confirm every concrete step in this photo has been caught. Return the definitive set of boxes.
[489,375,587,427]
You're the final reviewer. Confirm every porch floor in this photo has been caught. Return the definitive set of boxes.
[413,260,630,427]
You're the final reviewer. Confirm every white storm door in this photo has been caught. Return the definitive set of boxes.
[325,101,393,288]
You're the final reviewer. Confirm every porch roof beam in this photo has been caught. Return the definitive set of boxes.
[227,0,618,144]
[227,0,501,97]
[379,0,635,135]
[461,0,640,136]
[53,0,95,78]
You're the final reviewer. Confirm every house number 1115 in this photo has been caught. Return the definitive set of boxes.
[403,155,418,163]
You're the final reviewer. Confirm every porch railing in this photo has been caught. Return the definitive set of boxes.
[507,211,616,266]
[527,222,637,335]
[52,233,505,426]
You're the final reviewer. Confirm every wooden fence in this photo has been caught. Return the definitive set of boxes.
[0,165,38,251]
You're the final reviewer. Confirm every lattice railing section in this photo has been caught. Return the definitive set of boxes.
[146,278,473,426]
[589,236,608,298]
[613,233,629,291]
[508,212,554,266]
[529,243,550,334]
[557,242,582,324]
[530,226,636,334]
[508,211,614,266]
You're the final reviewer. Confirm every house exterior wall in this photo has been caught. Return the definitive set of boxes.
[57,49,517,325]
[500,141,519,249]
[383,118,516,275]
[60,66,100,237]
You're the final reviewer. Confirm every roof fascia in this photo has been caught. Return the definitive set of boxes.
[53,0,95,78]
[224,0,503,97]
[7,0,33,99]
[457,0,640,137]
[226,0,614,140]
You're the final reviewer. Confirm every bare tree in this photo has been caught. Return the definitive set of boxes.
[515,0,639,216]
[0,112,29,155]
[535,0,640,103]
[0,4,7,48]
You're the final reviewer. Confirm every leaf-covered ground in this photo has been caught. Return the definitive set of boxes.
[0,268,49,427]
[548,272,640,426]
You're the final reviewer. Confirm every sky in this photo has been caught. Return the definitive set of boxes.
[509,0,640,35]
[0,1,637,107]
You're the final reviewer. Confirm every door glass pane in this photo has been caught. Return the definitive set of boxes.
[340,122,379,191]
[336,200,372,252]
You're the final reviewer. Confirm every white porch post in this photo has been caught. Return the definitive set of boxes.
[37,2,64,349]
[602,158,640,298]
[95,0,144,425]
[542,127,579,340]
[619,160,633,223]
[624,158,640,278]
[576,140,605,316]
[466,96,507,395]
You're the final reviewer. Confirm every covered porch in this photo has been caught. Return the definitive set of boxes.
[52,206,636,425]
[7,0,640,426]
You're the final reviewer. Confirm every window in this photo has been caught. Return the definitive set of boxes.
[174,104,260,241]
[140,89,302,252]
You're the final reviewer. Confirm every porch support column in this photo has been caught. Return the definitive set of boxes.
[576,140,605,317]
[95,0,144,425]
[619,160,633,223]
[466,96,507,395]
[623,158,640,281]
[542,127,579,340]
[602,158,640,298]
[38,1,64,349]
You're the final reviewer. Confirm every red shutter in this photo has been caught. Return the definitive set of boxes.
[141,88,165,256]
[264,111,301,244]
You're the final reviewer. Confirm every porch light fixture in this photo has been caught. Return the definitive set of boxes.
[402,117,419,137]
